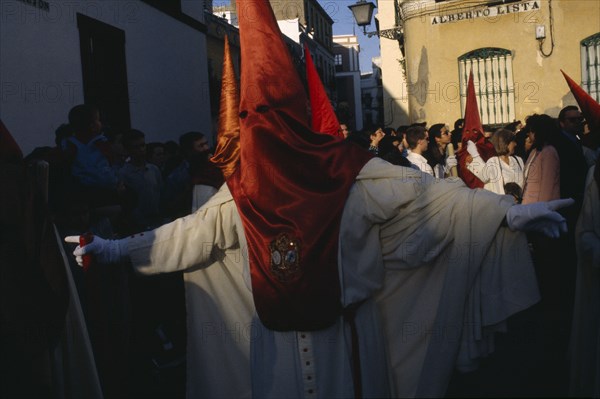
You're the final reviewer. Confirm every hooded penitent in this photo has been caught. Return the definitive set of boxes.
[561,70,600,198]
[457,71,496,189]
[304,43,342,137]
[561,69,600,133]
[228,0,372,331]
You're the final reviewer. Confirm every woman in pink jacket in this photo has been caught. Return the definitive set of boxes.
[522,114,561,204]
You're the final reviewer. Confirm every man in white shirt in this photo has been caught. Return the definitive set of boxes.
[405,125,435,175]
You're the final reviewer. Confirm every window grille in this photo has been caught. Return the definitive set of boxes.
[458,48,515,125]
[581,33,600,102]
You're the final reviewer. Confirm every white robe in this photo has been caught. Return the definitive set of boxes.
[569,165,600,397]
[127,158,539,398]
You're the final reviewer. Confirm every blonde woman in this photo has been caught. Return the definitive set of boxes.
[466,128,524,201]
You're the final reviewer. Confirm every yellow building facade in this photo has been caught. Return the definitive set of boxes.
[394,0,600,127]
[379,0,411,127]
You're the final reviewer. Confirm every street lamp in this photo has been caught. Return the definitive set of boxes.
[348,0,403,41]
[347,0,376,35]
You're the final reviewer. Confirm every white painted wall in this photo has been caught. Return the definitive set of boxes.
[361,57,383,126]
[378,1,410,127]
[353,70,364,131]
[0,0,211,155]
[333,35,360,72]
[124,3,211,145]
[337,71,364,131]
[1,0,86,153]
[213,10,238,26]
[277,18,301,43]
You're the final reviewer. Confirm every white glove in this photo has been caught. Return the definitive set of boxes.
[445,155,458,170]
[64,235,130,266]
[505,199,575,238]
[466,140,480,158]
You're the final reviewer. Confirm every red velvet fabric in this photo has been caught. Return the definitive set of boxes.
[561,69,600,132]
[305,44,342,137]
[227,123,371,330]
[230,0,372,331]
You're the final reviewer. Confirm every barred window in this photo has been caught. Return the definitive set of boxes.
[335,54,343,66]
[458,48,515,126]
[581,33,600,102]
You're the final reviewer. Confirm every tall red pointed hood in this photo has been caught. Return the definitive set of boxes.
[237,0,308,125]
[210,35,240,180]
[457,71,495,189]
[231,0,372,331]
[462,71,483,143]
[0,119,23,164]
[561,69,600,132]
[304,43,342,137]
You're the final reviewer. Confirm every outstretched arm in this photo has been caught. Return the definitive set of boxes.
[65,185,239,275]
[64,234,130,266]
[505,198,574,238]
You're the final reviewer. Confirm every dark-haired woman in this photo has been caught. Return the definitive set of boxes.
[521,114,561,204]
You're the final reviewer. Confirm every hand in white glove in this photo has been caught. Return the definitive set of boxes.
[64,234,129,266]
[445,155,458,170]
[505,198,575,238]
[466,140,480,158]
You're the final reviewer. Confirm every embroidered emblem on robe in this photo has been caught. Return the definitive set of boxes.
[269,234,301,283]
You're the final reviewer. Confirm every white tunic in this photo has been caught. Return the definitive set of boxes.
[569,165,600,397]
[467,155,524,196]
[127,158,539,398]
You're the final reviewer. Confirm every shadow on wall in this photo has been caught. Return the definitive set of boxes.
[544,90,577,118]
[382,95,410,128]
[416,46,430,107]
[359,46,442,129]
[400,46,430,125]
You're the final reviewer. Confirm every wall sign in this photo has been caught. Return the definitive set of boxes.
[431,0,540,25]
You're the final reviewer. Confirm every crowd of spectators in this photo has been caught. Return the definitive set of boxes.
[9,102,599,397]
[19,104,223,398]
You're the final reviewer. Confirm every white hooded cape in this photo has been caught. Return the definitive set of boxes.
[127,158,539,398]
